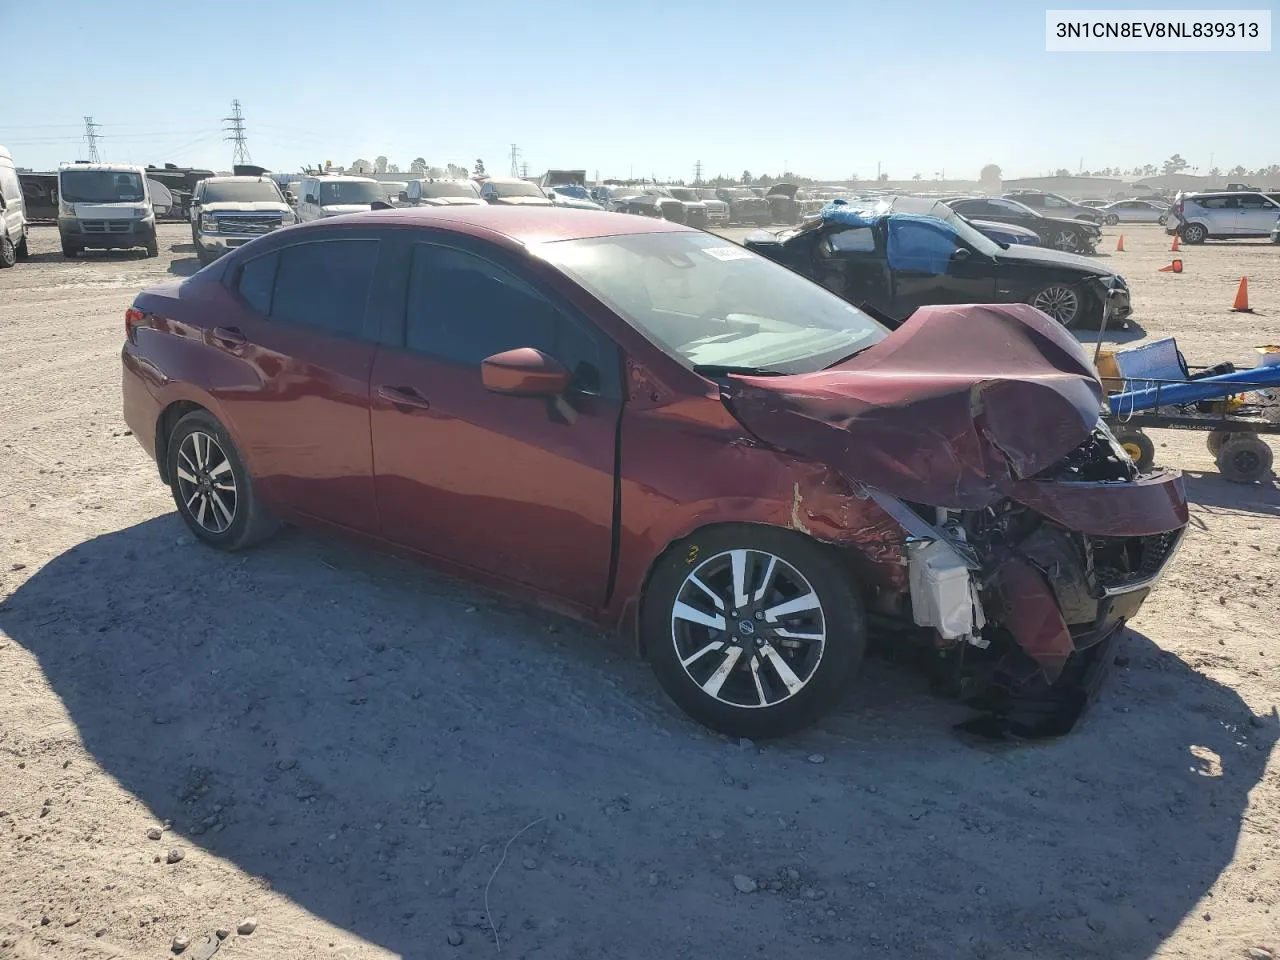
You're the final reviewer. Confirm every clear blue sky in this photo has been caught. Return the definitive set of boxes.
[2,0,1274,180]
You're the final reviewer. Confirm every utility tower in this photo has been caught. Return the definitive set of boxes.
[509,144,522,178]
[520,161,529,179]
[693,160,703,184]
[83,117,102,162]
[224,100,252,165]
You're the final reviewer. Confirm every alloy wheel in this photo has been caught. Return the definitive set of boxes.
[1031,286,1080,325]
[1053,230,1080,252]
[175,431,238,534]
[670,549,826,709]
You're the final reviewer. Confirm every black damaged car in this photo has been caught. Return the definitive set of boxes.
[945,196,1102,254]
[744,197,1130,329]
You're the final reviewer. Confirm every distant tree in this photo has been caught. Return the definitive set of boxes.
[1262,163,1280,179]
[387,163,400,174]
[757,173,773,186]
[473,159,486,177]
[409,157,427,176]
[1054,168,1071,177]
[877,172,889,182]
[1161,154,1188,175]
[1228,164,1248,177]
[1209,167,1222,177]
[741,170,752,184]
[375,156,388,174]
[912,172,922,181]
[446,163,468,179]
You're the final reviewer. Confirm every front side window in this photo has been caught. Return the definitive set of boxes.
[404,244,615,394]
[1041,194,1071,208]
[268,240,379,338]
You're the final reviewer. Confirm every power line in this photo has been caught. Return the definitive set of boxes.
[509,143,521,178]
[223,99,251,165]
[694,160,703,184]
[83,117,102,162]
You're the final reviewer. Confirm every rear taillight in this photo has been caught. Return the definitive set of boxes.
[125,307,145,343]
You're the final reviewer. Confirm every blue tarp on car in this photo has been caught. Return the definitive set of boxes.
[819,201,960,276]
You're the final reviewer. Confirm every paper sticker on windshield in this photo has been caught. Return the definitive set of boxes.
[703,245,753,262]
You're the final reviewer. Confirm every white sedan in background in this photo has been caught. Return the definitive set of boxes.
[1098,199,1169,225]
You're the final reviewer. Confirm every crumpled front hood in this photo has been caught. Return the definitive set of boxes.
[724,303,1105,510]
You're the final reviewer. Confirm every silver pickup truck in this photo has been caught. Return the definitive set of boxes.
[189,176,295,265]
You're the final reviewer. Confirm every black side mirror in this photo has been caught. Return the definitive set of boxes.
[952,247,971,261]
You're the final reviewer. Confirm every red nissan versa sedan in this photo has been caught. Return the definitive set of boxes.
[121,207,1189,739]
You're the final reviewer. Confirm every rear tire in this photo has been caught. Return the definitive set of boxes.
[167,410,280,551]
[1216,434,1273,484]
[642,524,866,739]
[1206,430,1235,458]
[61,240,80,258]
[145,238,159,258]
[1180,222,1207,244]
[0,234,14,268]
[15,233,30,260]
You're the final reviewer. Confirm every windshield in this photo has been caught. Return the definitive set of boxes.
[419,180,480,199]
[537,232,888,375]
[549,184,589,199]
[609,186,642,198]
[719,188,754,199]
[695,189,720,201]
[493,181,545,198]
[667,188,698,201]
[60,170,145,203]
[318,180,381,205]
[927,204,1003,256]
[202,181,283,203]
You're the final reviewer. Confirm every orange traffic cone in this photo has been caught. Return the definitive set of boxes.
[1170,235,1181,252]
[1231,276,1251,312]
[1158,259,1183,273]
[1115,235,1125,252]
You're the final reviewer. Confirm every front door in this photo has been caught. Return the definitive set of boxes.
[369,239,622,609]
[214,235,385,533]
[1236,194,1280,236]
[886,217,996,317]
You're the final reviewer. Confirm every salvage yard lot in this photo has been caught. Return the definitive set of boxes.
[1,222,1278,960]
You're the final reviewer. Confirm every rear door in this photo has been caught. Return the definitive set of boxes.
[369,238,622,609]
[216,232,388,533]
[810,224,892,314]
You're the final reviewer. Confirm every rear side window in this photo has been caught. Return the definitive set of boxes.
[1193,196,1230,209]
[270,240,379,338]
[826,227,876,253]
[237,252,278,314]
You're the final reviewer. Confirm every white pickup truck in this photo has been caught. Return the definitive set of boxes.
[189,176,295,265]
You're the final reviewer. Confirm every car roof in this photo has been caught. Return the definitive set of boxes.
[203,175,274,183]
[58,162,145,173]
[313,205,694,244]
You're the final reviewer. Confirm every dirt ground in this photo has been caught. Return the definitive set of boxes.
[1,222,1277,960]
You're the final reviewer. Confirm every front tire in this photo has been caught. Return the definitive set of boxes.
[15,233,29,260]
[167,410,279,550]
[1104,214,1119,226]
[1030,284,1083,328]
[642,524,866,739]
[1050,230,1081,253]
[145,238,159,258]
[61,240,80,258]
[0,234,14,268]
[1180,222,1207,244]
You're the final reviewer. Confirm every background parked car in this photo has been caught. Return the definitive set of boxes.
[715,186,771,225]
[546,186,605,210]
[1165,191,1280,243]
[967,219,1041,246]
[765,183,806,224]
[295,176,384,222]
[745,197,1128,328]
[188,176,295,265]
[57,162,160,258]
[1098,199,1169,225]
[0,146,31,267]
[691,188,731,226]
[399,178,485,207]
[945,196,1102,253]
[479,177,554,206]
[18,172,59,222]
[1004,190,1105,224]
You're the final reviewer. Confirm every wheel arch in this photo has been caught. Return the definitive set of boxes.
[154,400,212,484]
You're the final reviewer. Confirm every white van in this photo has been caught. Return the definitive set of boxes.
[0,145,30,267]
[294,175,383,222]
[57,162,159,258]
